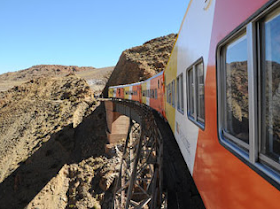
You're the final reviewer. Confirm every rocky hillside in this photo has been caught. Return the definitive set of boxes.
[0,65,114,94]
[104,33,177,96]
[0,75,119,209]
[0,65,95,82]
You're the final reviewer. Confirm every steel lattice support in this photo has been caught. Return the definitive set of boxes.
[113,112,163,209]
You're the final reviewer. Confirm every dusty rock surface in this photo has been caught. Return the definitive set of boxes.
[0,65,95,83]
[0,65,114,93]
[104,33,177,96]
[76,66,114,95]
[0,75,120,209]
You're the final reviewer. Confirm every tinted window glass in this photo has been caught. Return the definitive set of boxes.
[196,62,205,122]
[261,14,280,161]
[225,34,249,144]
[172,80,175,107]
[188,69,195,117]
[180,74,184,111]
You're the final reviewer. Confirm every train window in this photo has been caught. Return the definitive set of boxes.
[167,83,171,104]
[188,68,195,117]
[172,80,175,107]
[155,89,158,99]
[217,4,280,186]
[177,74,184,114]
[180,74,184,113]
[196,63,204,123]
[187,58,204,128]
[177,77,180,110]
[224,33,249,148]
[260,11,280,166]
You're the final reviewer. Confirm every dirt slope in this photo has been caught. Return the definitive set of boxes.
[0,75,120,209]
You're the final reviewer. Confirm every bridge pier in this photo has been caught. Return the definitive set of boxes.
[104,101,130,155]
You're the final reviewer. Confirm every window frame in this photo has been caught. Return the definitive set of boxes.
[172,80,175,107]
[167,83,171,104]
[176,73,184,114]
[186,57,205,129]
[187,67,195,118]
[219,30,250,151]
[259,8,280,172]
[216,1,280,190]
[177,76,180,110]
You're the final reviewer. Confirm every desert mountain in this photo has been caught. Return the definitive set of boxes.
[104,33,177,96]
[0,65,95,82]
[0,65,114,94]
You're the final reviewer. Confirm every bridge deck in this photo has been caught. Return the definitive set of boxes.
[104,98,205,208]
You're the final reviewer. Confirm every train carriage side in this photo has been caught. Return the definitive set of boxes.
[123,85,131,100]
[148,72,165,115]
[122,82,141,102]
[164,0,280,208]
[110,82,142,102]
[140,72,165,115]
[108,86,116,98]
[141,78,150,106]
[108,84,125,99]
[116,86,124,99]
[131,82,142,103]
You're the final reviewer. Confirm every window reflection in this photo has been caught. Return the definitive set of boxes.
[180,74,184,111]
[188,69,195,117]
[262,13,280,161]
[225,34,249,144]
[177,77,180,110]
[196,62,205,122]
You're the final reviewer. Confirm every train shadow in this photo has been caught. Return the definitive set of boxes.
[153,112,205,209]
[0,103,108,209]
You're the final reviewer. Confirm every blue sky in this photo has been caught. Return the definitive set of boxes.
[0,0,189,74]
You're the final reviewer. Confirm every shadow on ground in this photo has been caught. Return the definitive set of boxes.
[0,104,108,209]
[154,112,205,209]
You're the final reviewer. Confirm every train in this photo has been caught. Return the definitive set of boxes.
[108,0,280,208]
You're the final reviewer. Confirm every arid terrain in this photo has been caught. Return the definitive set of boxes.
[0,65,114,94]
[0,33,176,208]
[0,75,122,209]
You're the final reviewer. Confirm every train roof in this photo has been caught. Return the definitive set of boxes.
[141,71,164,84]
[109,81,142,89]
[109,70,163,89]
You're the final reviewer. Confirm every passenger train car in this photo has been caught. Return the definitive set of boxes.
[109,0,280,208]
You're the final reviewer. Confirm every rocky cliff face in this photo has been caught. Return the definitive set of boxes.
[104,33,177,96]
